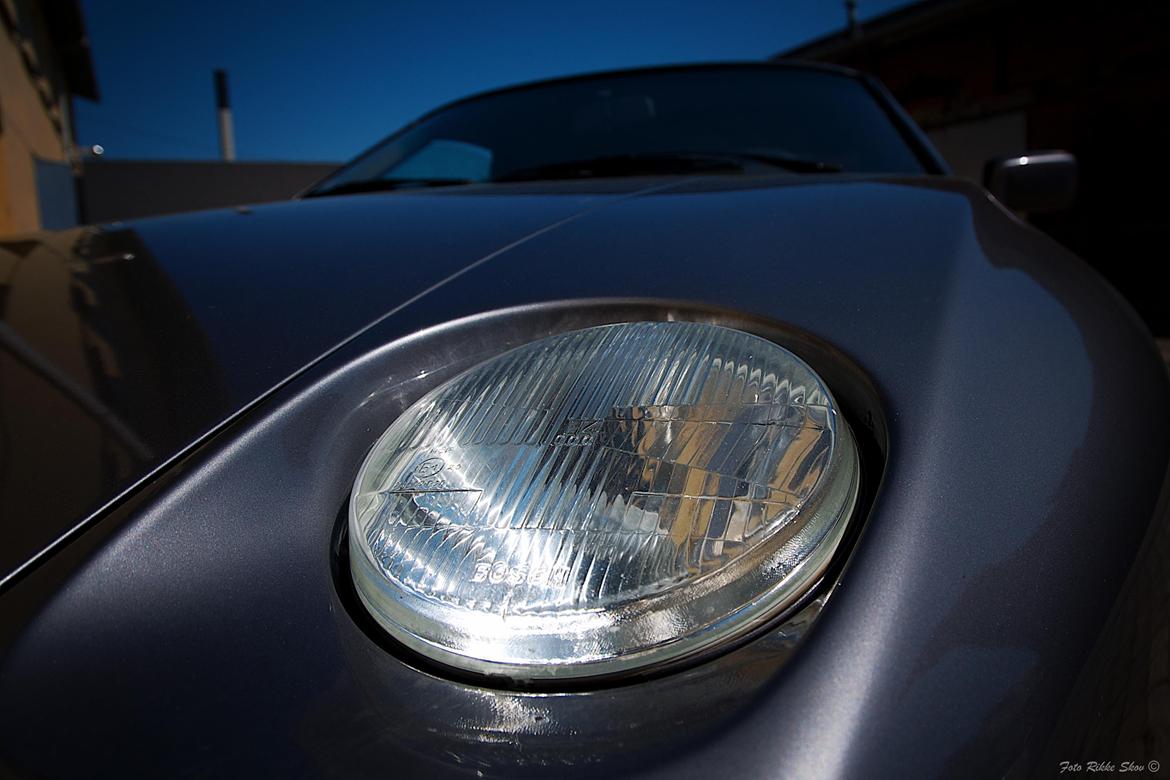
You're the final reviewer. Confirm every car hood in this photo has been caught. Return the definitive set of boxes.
[0,180,656,582]
[0,173,1160,586]
[4,173,1170,778]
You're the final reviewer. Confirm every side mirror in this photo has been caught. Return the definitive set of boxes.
[983,151,1078,213]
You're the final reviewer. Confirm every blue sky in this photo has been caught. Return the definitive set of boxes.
[74,0,918,163]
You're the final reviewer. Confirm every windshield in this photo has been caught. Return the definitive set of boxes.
[310,65,926,195]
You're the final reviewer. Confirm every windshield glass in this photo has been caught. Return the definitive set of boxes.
[311,65,926,194]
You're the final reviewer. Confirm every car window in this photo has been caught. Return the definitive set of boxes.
[384,139,493,182]
[314,66,925,194]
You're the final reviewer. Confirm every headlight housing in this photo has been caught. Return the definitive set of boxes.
[349,321,858,681]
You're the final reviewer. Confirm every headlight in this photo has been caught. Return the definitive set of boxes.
[349,321,859,681]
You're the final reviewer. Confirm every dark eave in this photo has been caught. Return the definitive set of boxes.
[773,0,1013,63]
[41,0,99,101]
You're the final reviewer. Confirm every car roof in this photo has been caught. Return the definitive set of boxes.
[420,60,863,118]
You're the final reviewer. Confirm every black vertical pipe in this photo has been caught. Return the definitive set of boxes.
[214,69,236,161]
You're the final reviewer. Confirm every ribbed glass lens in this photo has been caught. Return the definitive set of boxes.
[349,321,858,680]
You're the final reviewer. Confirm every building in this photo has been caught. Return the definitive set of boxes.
[777,0,1170,333]
[0,0,97,235]
[77,159,339,223]
[1,3,337,235]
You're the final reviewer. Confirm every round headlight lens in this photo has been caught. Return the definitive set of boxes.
[350,321,858,680]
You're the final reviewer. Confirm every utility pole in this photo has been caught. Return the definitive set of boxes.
[214,69,236,161]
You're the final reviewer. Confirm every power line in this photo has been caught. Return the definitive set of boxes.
[75,114,217,154]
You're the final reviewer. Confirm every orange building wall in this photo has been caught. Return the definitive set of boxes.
[0,0,73,236]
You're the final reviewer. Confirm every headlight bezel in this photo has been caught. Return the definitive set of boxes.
[329,300,885,690]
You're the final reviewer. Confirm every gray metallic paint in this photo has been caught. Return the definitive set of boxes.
[0,184,659,584]
[0,175,1167,778]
